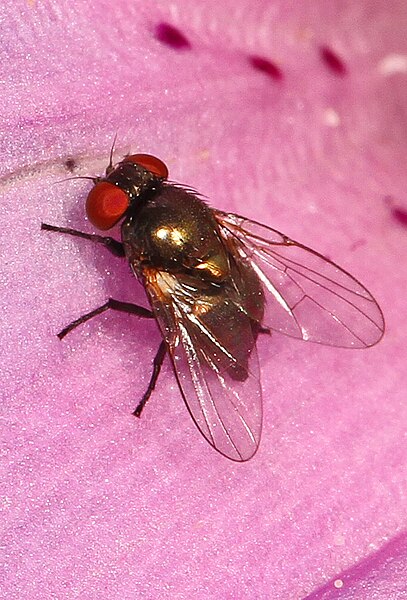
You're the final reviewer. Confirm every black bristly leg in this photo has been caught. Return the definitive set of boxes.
[133,340,167,418]
[41,222,125,257]
[58,299,154,339]
[43,222,166,415]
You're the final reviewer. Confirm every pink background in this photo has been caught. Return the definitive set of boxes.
[1,1,406,598]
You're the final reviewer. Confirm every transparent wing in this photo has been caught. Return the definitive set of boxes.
[144,270,262,462]
[216,211,385,348]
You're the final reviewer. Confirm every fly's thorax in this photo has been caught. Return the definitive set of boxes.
[105,162,161,202]
[122,185,230,283]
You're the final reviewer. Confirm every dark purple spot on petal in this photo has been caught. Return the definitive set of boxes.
[249,55,283,80]
[64,157,76,173]
[392,206,407,228]
[155,23,191,50]
[319,46,347,75]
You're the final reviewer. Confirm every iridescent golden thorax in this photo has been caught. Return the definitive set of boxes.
[122,186,230,283]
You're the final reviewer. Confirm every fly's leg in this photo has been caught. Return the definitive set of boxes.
[133,340,167,418]
[58,300,165,416]
[252,322,271,336]
[43,223,165,415]
[41,223,125,257]
[58,299,154,339]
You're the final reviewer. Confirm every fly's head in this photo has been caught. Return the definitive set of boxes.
[86,153,169,231]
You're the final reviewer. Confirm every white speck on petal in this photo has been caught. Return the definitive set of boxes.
[323,108,340,127]
[378,54,407,75]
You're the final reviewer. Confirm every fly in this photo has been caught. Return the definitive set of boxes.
[42,149,385,461]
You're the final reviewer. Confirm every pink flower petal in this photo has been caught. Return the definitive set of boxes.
[306,532,407,599]
[1,1,407,598]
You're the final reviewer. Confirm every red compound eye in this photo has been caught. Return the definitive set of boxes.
[86,182,130,230]
[124,153,169,179]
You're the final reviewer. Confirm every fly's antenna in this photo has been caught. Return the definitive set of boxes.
[52,176,98,186]
[106,132,118,176]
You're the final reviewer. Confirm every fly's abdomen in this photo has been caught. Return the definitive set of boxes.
[197,297,257,381]
[191,260,265,382]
